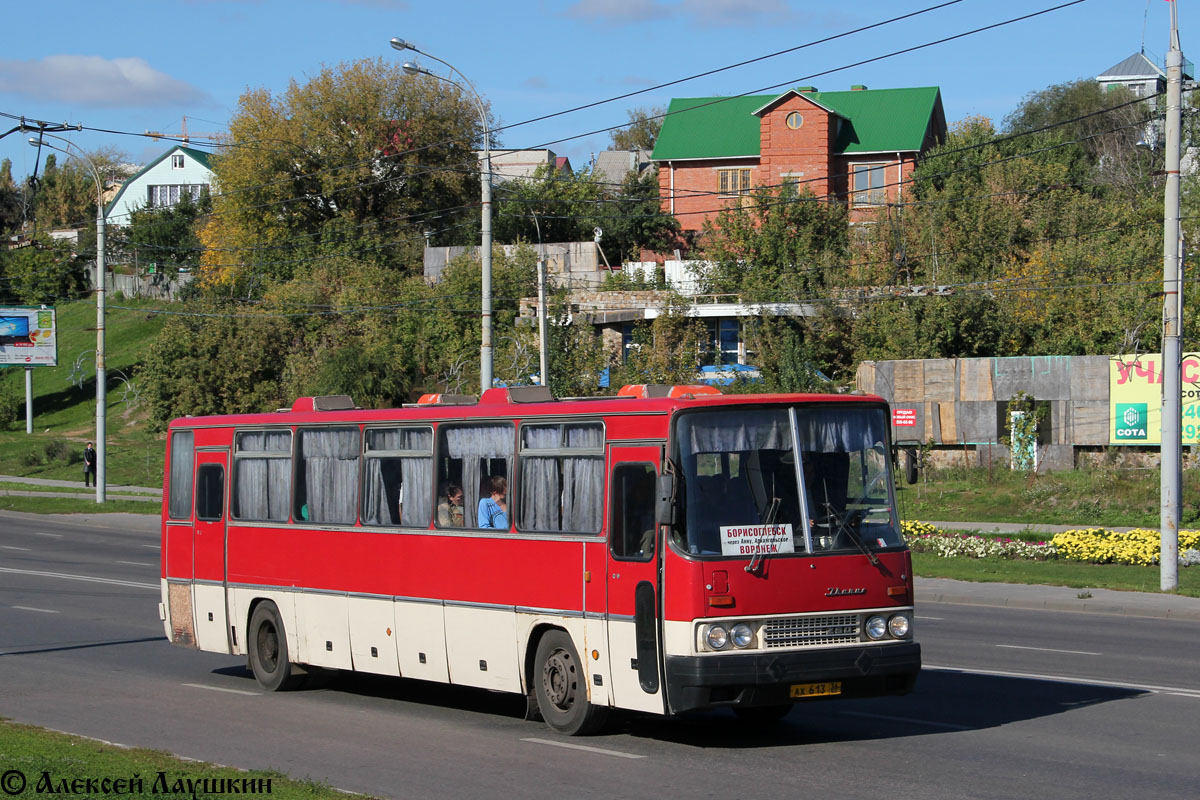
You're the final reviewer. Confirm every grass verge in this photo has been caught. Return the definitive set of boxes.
[0,496,157,515]
[0,718,360,799]
[912,552,1200,597]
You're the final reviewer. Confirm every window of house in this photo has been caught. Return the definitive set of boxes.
[518,422,604,534]
[294,428,360,525]
[785,111,804,129]
[362,426,432,527]
[718,168,751,197]
[147,184,204,208]
[232,430,292,522]
[171,155,185,169]
[851,163,887,206]
[704,319,740,365]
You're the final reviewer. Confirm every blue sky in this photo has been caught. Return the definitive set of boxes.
[0,0,1188,179]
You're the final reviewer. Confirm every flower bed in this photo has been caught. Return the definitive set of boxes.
[900,520,1200,566]
[901,521,1057,561]
[1050,528,1200,566]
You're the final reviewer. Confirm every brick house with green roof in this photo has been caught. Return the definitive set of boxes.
[650,85,946,233]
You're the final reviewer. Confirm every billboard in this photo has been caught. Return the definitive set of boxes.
[1109,353,1200,445]
[0,307,57,366]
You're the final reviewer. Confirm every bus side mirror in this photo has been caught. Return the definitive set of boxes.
[655,474,676,527]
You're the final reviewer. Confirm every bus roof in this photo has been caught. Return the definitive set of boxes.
[166,385,888,430]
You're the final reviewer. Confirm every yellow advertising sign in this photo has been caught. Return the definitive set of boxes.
[1109,353,1200,445]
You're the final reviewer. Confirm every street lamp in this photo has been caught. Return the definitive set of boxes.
[389,37,493,391]
[29,133,107,503]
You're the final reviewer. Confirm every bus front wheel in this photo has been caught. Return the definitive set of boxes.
[248,602,304,691]
[533,631,609,736]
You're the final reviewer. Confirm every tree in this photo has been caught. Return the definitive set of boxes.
[0,158,23,235]
[699,186,849,301]
[201,58,491,294]
[610,106,664,151]
[26,147,129,230]
[118,189,212,274]
[0,237,85,303]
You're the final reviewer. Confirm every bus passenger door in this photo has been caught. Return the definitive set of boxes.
[605,446,665,714]
[191,450,231,653]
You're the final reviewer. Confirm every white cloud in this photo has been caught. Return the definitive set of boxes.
[0,55,210,108]
[687,0,792,27]
[566,0,669,22]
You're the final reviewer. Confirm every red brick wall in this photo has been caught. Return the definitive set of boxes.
[657,93,914,233]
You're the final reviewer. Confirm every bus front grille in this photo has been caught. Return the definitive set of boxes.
[761,614,860,648]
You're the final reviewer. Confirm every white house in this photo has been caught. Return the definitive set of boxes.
[105,145,214,225]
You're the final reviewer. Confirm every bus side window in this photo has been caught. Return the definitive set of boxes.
[611,463,656,561]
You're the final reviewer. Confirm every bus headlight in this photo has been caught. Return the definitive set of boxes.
[888,614,911,638]
[705,625,729,650]
[865,615,887,640]
[730,623,754,649]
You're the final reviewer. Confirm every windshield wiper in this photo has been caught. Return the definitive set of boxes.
[830,507,879,566]
[745,496,781,574]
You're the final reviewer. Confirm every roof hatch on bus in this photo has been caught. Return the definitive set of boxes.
[618,384,722,399]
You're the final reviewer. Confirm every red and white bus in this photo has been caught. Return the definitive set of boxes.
[160,384,919,734]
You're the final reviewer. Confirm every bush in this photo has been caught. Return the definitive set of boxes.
[0,384,20,430]
[44,438,71,462]
[20,450,43,467]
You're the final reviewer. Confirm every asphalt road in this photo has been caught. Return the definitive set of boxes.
[2,510,1199,800]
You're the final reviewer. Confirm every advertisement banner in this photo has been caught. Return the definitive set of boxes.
[0,307,57,367]
[1109,353,1200,445]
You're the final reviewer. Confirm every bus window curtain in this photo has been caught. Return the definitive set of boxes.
[562,424,603,532]
[168,431,194,519]
[362,458,400,525]
[795,408,881,453]
[234,431,290,521]
[302,429,360,524]
[363,428,433,527]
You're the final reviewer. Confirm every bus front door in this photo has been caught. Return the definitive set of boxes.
[191,449,231,653]
[605,445,665,715]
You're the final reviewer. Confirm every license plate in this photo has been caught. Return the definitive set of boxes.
[790,681,841,698]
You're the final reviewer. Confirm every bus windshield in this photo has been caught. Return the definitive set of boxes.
[675,405,902,557]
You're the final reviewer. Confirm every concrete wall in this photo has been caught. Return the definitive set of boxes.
[424,241,606,286]
[88,266,193,301]
[857,355,1113,471]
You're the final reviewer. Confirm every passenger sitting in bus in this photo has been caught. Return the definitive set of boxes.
[437,481,465,527]
[478,476,508,529]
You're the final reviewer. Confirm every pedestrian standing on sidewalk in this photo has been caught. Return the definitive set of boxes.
[83,441,96,487]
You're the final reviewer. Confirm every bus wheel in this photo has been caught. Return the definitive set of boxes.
[733,704,792,724]
[248,602,304,691]
[534,631,609,736]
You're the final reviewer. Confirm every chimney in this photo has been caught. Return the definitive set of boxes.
[796,86,818,93]
[851,84,868,91]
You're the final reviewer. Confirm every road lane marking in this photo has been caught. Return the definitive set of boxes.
[0,567,157,591]
[996,644,1102,656]
[1,546,31,551]
[182,683,260,697]
[925,664,1200,698]
[12,606,59,614]
[116,561,154,567]
[142,545,159,550]
[839,711,973,731]
[33,533,62,538]
[916,615,944,620]
[521,738,645,759]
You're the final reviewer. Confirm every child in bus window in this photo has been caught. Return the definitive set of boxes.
[478,476,508,529]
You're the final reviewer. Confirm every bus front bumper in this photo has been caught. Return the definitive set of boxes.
[663,641,921,714]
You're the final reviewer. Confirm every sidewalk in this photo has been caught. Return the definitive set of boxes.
[922,520,1137,534]
[0,475,161,494]
[916,576,1200,621]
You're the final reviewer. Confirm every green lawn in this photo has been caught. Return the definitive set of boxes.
[896,465,1200,528]
[0,299,168,488]
[0,495,157,515]
[0,719,365,800]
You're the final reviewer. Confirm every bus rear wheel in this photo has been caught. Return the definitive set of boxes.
[248,602,304,691]
[533,631,609,736]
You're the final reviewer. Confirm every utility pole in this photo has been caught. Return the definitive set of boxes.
[1160,0,1183,591]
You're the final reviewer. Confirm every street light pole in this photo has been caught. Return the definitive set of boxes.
[28,134,106,503]
[389,38,493,391]
[1160,3,1184,591]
